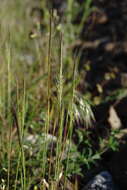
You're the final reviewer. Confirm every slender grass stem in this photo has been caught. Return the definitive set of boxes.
[47,9,53,128]
[6,43,12,190]
[42,8,53,180]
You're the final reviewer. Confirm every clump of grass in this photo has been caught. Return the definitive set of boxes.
[0,0,98,189]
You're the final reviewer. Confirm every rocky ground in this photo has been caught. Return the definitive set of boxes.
[77,1,127,189]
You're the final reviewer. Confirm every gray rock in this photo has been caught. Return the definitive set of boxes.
[83,171,118,190]
[23,133,78,160]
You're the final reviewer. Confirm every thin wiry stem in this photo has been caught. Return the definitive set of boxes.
[6,43,12,190]
[58,32,63,110]
[42,8,53,179]
[47,9,53,129]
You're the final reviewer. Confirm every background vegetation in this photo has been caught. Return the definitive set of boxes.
[0,0,126,189]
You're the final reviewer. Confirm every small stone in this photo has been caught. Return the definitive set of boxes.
[83,171,118,190]
[105,43,115,51]
[108,106,122,130]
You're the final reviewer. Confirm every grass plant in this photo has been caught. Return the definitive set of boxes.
[0,0,120,189]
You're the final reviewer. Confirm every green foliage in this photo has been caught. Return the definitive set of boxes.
[0,0,122,189]
[107,130,120,151]
[63,129,101,177]
[99,130,120,154]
